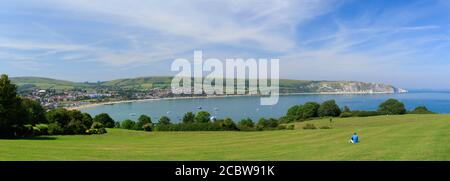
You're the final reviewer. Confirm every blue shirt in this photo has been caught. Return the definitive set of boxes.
[352,135,359,143]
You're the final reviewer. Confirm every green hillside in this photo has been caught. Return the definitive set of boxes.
[0,114,448,160]
[11,77,94,92]
[11,76,397,94]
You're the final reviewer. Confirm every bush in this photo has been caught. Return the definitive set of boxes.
[32,126,41,135]
[121,119,136,130]
[48,123,64,135]
[302,102,320,119]
[86,128,107,134]
[182,112,195,124]
[158,116,171,125]
[195,111,211,123]
[351,110,380,117]
[136,115,152,130]
[143,123,152,131]
[410,106,434,114]
[340,112,353,118]
[91,122,104,129]
[216,118,238,130]
[35,124,48,135]
[237,118,255,130]
[66,119,88,134]
[277,125,287,130]
[256,118,279,130]
[378,99,406,115]
[93,113,115,128]
[303,123,317,130]
[318,100,341,117]
[114,121,121,128]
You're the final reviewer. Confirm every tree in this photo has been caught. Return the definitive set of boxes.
[93,113,115,128]
[194,111,211,123]
[121,119,136,129]
[286,105,303,121]
[318,100,341,117]
[218,117,238,130]
[238,118,254,128]
[21,98,47,125]
[378,99,406,115]
[182,112,195,124]
[343,106,351,113]
[410,106,434,114]
[0,74,23,137]
[302,102,320,119]
[81,113,93,129]
[136,114,152,130]
[159,116,171,125]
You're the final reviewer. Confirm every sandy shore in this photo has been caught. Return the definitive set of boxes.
[67,91,396,110]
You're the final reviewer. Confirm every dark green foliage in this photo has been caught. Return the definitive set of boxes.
[287,125,295,130]
[114,121,121,128]
[142,123,152,131]
[318,100,341,117]
[195,111,211,123]
[0,74,24,137]
[136,115,152,130]
[303,123,317,129]
[343,106,351,113]
[237,118,255,130]
[121,119,136,129]
[410,106,434,114]
[93,113,115,128]
[215,117,238,130]
[48,123,64,135]
[302,102,320,119]
[340,112,353,118]
[91,122,104,129]
[350,110,380,117]
[378,99,406,115]
[256,118,279,130]
[81,113,93,128]
[35,124,49,135]
[158,116,171,125]
[46,109,91,134]
[182,112,195,124]
[286,105,303,121]
[21,98,47,125]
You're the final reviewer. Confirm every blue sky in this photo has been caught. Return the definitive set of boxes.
[1,0,450,89]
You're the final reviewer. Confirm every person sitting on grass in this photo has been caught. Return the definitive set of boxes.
[349,133,359,144]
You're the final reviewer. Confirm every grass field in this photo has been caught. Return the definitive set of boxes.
[0,114,449,160]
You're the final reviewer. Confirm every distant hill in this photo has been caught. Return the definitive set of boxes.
[11,76,400,94]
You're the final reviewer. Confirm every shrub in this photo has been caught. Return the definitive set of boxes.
[303,123,317,130]
[143,123,152,131]
[91,122,104,129]
[86,128,107,134]
[66,119,88,134]
[121,119,136,130]
[136,115,152,130]
[410,106,434,114]
[277,125,287,130]
[237,118,254,130]
[93,113,115,128]
[256,118,279,130]
[318,100,341,117]
[158,116,171,125]
[216,118,238,130]
[35,124,48,135]
[378,99,406,115]
[340,112,353,118]
[302,102,320,119]
[114,121,121,128]
[350,110,380,117]
[32,126,41,135]
[48,123,64,135]
[319,126,332,129]
[182,112,195,124]
[195,111,211,123]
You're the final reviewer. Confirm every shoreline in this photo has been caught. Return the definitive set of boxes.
[67,91,399,110]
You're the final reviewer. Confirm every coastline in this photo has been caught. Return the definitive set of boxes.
[67,91,399,110]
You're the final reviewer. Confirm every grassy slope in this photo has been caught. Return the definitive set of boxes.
[1,114,449,161]
[11,76,395,93]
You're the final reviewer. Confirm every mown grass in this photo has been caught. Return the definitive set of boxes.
[0,114,449,160]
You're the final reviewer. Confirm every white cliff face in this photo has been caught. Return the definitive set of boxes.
[305,81,397,93]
